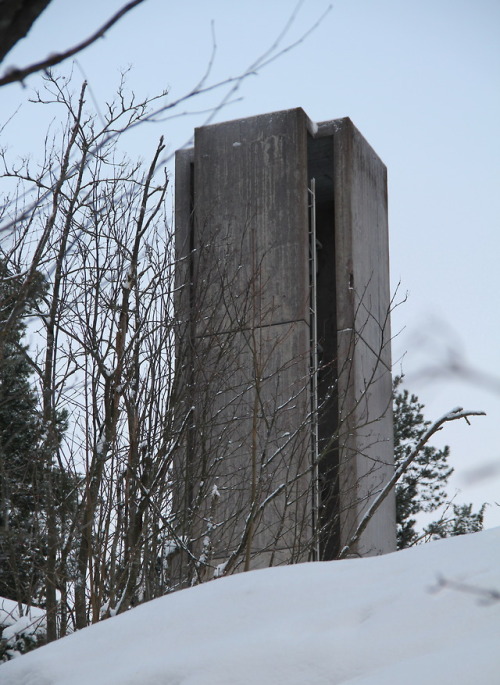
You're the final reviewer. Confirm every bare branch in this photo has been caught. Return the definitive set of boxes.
[0,0,52,63]
[0,0,146,88]
[338,407,486,559]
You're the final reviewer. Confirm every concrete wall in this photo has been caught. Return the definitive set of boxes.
[174,108,395,580]
[175,110,314,578]
[328,118,395,555]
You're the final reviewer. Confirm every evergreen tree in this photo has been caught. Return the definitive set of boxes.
[394,376,485,549]
[0,261,72,605]
[0,262,45,601]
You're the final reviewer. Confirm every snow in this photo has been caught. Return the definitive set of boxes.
[1,528,499,684]
[0,598,45,636]
[0,598,45,659]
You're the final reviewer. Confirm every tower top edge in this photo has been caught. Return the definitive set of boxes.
[189,108,350,138]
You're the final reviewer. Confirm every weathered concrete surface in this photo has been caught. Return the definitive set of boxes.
[174,110,314,580]
[328,118,395,556]
[174,108,395,580]
[192,108,310,332]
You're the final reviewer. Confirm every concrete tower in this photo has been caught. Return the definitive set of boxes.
[174,108,395,582]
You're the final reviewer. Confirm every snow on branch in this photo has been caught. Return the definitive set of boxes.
[338,407,486,560]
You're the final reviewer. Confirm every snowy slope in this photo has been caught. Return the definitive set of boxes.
[1,528,499,685]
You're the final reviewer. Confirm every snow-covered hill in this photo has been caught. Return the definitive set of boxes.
[1,528,499,685]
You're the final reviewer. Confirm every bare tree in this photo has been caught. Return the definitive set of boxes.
[1,74,180,637]
[0,4,336,643]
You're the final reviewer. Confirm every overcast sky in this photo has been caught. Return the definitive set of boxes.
[1,0,499,527]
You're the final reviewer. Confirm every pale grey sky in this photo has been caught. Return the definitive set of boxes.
[2,0,499,526]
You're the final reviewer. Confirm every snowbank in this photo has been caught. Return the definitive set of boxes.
[1,528,499,684]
